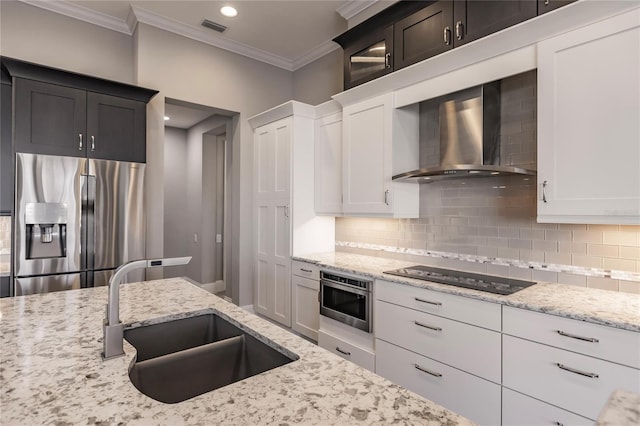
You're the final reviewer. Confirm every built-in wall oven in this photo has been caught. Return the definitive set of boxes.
[320,271,372,332]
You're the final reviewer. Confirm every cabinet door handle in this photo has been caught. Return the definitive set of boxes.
[414,297,442,306]
[91,135,95,152]
[78,134,83,150]
[335,347,351,356]
[284,205,289,218]
[414,364,442,377]
[301,268,313,273]
[556,330,599,343]
[455,21,463,40]
[443,26,451,45]
[556,363,599,379]
[384,189,390,205]
[414,320,442,332]
[545,0,550,5]
[542,180,548,203]
[554,422,564,426]
[384,52,391,69]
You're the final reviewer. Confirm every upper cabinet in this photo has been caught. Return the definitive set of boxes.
[314,101,343,215]
[4,57,157,163]
[537,8,640,224]
[342,25,394,90]
[342,93,419,217]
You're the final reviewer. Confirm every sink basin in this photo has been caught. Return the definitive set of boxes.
[124,312,297,404]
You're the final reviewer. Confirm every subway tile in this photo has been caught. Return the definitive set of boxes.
[545,229,572,242]
[558,224,587,231]
[620,225,640,232]
[520,250,545,263]
[603,231,638,246]
[572,254,602,269]
[572,230,603,244]
[558,242,587,255]
[586,277,619,292]
[520,229,545,240]
[588,244,619,258]
[557,273,587,287]
[533,240,557,252]
[588,224,619,232]
[531,222,558,231]
[619,280,640,295]
[487,237,509,248]
[619,246,640,260]
[477,246,498,258]
[509,239,532,250]
[497,247,520,260]
[531,269,558,283]
[602,258,636,272]
[486,264,509,277]
[500,228,520,239]
[545,252,571,265]
[508,266,532,280]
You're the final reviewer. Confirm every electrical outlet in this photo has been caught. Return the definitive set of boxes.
[193,233,198,243]
[216,234,222,243]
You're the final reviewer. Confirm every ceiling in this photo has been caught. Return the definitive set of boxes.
[22,0,395,71]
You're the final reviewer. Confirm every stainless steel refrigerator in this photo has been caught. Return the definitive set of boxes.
[14,153,145,296]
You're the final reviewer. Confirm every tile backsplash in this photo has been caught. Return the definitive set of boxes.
[0,216,11,273]
[336,70,640,295]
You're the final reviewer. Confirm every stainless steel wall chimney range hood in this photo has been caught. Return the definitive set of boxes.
[393,81,536,183]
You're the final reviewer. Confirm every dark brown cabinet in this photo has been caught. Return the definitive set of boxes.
[342,26,394,89]
[452,0,537,47]
[1,74,12,215]
[537,0,576,15]
[394,1,453,69]
[15,79,146,163]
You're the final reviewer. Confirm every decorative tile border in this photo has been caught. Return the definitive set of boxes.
[336,241,640,283]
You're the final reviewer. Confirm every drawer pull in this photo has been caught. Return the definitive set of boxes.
[335,347,351,356]
[556,363,599,379]
[556,330,599,343]
[414,297,442,306]
[300,268,313,273]
[414,364,442,377]
[554,422,564,426]
[414,320,442,332]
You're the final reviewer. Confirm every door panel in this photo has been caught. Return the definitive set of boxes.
[15,272,83,296]
[14,153,86,277]
[89,159,145,271]
[14,79,86,157]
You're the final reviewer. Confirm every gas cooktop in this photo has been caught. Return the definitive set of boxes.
[384,265,536,295]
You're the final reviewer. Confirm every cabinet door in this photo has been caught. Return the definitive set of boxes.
[253,118,291,327]
[14,78,86,157]
[342,94,392,215]
[503,388,593,426]
[1,82,12,214]
[453,0,536,47]
[343,26,393,90]
[314,112,342,215]
[537,9,640,224]
[87,92,146,163]
[538,0,576,16]
[291,275,319,341]
[394,1,453,70]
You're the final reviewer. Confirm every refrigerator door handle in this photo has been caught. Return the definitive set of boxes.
[81,174,96,274]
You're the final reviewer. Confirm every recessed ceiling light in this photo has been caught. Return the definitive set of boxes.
[164,116,170,121]
[220,5,238,17]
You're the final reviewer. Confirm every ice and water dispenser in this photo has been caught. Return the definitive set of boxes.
[24,202,67,259]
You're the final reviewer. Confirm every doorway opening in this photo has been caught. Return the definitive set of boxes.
[162,98,235,301]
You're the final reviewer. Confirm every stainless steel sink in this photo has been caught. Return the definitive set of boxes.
[123,312,297,404]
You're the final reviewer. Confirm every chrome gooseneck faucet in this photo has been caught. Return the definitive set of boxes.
[102,256,192,360]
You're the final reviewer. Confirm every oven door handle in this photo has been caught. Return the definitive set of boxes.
[320,280,371,297]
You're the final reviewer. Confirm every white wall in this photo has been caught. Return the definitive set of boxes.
[0,1,134,84]
[163,127,189,278]
[293,48,343,105]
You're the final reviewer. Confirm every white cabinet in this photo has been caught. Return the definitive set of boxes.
[341,93,419,217]
[537,8,640,224]
[502,388,592,426]
[314,102,343,215]
[318,329,375,372]
[249,102,335,327]
[374,279,502,425]
[291,261,319,341]
[503,306,640,421]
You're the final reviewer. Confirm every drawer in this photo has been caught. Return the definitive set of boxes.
[502,388,593,426]
[291,260,319,280]
[376,339,501,426]
[375,300,501,383]
[504,306,640,369]
[376,279,501,331]
[318,330,375,372]
[503,335,640,420]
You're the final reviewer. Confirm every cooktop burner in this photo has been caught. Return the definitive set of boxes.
[384,265,536,295]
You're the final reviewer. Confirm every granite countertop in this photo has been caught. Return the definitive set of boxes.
[293,252,640,332]
[0,278,473,425]
[597,389,640,426]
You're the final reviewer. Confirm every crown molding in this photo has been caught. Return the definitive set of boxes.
[18,0,343,72]
[336,0,379,20]
[19,0,132,34]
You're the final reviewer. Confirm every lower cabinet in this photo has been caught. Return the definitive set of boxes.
[376,339,501,425]
[291,274,319,341]
[318,329,375,372]
[502,388,592,426]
